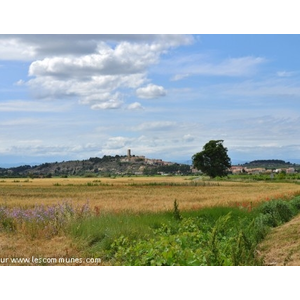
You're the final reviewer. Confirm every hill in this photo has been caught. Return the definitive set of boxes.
[241,159,298,169]
[0,155,191,178]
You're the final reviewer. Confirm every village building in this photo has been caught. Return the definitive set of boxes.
[121,149,174,167]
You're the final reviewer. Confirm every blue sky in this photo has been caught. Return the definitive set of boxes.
[1,34,300,166]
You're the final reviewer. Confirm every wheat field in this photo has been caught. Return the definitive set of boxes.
[1,177,300,212]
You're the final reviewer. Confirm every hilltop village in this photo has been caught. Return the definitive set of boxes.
[0,152,299,178]
[0,149,191,178]
[120,149,174,166]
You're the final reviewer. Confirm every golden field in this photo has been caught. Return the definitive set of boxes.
[1,176,300,212]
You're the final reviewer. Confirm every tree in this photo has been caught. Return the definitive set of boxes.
[192,140,231,178]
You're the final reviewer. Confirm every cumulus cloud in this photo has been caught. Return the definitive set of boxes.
[28,42,161,78]
[0,35,194,60]
[7,35,191,109]
[136,84,166,99]
[0,38,37,60]
[91,99,123,110]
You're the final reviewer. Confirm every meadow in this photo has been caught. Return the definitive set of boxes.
[1,176,300,265]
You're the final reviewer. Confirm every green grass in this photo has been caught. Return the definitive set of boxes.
[68,211,178,258]
[67,205,257,265]
[67,196,300,265]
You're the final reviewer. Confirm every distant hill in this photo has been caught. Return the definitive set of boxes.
[241,159,298,169]
[0,155,191,178]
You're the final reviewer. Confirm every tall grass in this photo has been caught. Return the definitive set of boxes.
[68,196,300,265]
[67,211,178,259]
[2,194,300,265]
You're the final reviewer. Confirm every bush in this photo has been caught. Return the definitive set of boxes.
[106,212,263,266]
[257,200,295,227]
[275,200,294,223]
[289,196,300,210]
[104,198,300,265]
[251,214,271,241]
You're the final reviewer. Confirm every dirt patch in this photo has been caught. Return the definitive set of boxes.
[258,215,300,266]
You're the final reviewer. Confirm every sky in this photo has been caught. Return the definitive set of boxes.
[1,34,300,167]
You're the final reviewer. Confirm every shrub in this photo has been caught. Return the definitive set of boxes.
[106,212,264,266]
[275,200,294,223]
[289,196,300,210]
[257,200,295,227]
[251,214,271,242]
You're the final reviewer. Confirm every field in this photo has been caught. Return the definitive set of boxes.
[1,176,300,211]
[1,176,300,266]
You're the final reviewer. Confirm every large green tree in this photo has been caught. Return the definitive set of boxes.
[192,140,231,178]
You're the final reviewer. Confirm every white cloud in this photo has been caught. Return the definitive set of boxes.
[91,99,123,110]
[127,102,144,110]
[20,36,191,109]
[0,38,37,60]
[0,118,40,126]
[104,136,133,150]
[183,134,194,142]
[4,143,97,158]
[0,35,194,60]
[28,42,161,78]
[220,77,300,98]
[15,79,25,86]
[0,100,69,112]
[276,71,295,77]
[168,55,266,81]
[136,84,166,99]
[0,35,192,110]
[171,74,190,81]
[134,121,177,131]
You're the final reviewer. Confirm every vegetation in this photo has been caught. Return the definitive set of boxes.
[242,159,298,169]
[218,173,300,181]
[2,144,300,265]
[0,155,191,178]
[1,177,300,212]
[144,164,191,176]
[1,176,300,265]
[66,196,300,266]
[192,140,231,178]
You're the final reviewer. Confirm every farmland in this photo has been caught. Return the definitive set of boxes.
[1,176,300,266]
[1,176,300,211]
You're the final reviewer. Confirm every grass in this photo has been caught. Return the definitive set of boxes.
[67,196,300,265]
[1,176,300,265]
[68,210,178,258]
[257,214,300,265]
[1,196,299,265]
